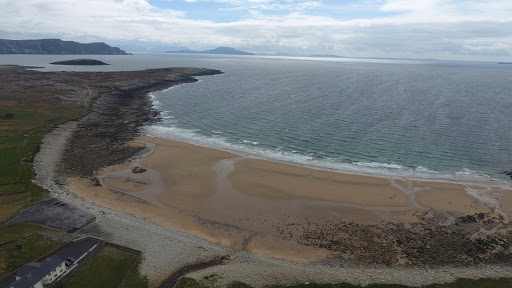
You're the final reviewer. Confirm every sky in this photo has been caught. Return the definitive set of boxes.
[1,0,511,61]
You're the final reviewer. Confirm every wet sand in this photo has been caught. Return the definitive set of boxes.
[66,135,512,263]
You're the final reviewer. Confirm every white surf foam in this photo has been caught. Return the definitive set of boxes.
[143,124,501,182]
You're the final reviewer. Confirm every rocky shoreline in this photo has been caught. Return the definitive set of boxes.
[59,68,222,178]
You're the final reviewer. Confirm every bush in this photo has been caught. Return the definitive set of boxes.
[3,113,14,119]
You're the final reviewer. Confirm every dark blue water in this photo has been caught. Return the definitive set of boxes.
[2,53,511,181]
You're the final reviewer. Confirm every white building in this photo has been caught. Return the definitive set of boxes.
[10,256,66,288]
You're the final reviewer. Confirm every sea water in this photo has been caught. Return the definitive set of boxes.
[2,53,511,181]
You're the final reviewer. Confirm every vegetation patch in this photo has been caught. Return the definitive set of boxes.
[0,67,90,224]
[120,260,149,288]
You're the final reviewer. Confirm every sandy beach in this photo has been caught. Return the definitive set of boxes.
[66,135,512,264]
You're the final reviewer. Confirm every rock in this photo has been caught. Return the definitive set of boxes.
[92,177,102,186]
[132,166,147,174]
[500,170,512,179]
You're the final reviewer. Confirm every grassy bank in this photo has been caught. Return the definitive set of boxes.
[0,66,89,223]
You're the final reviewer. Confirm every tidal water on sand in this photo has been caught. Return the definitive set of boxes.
[2,53,511,181]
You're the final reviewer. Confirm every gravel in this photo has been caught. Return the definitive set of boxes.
[188,252,512,287]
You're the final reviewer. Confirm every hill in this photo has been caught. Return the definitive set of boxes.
[167,46,253,55]
[0,39,128,55]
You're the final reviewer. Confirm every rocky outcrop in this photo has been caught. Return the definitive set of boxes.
[132,167,147,174]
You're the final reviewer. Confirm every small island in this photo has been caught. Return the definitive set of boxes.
[50,59,109,65]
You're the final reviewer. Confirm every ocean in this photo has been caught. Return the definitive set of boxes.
[2,53,511,181]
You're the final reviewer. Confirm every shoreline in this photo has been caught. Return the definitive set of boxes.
[143,128,511,189]
[144,127,509,186]
[128,135,512,219]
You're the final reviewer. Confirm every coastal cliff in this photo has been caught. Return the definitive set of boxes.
[0,39,128,55]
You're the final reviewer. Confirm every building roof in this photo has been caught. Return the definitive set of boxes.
[11,256,65,288]
[15,262,40,279]
[10,270,46,288]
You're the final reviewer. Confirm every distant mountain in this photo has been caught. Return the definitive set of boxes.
[145,45,190,53]
[309,54,345,58]
[167,46,253,55]
[0,39,128,55]
[112,43,191,53]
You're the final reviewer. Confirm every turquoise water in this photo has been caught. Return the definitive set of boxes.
[2,53,511,181]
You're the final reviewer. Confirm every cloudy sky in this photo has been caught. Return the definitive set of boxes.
[1,0,511,61]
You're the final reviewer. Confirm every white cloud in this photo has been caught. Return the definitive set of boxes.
[0,0,511,60]
[189,0,322,11]
[379,0,512,22]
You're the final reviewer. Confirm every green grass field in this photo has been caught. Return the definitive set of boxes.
[120,261,149,288]
[0,91,88,223]
[62,245,141,288]
[0,223,64,277]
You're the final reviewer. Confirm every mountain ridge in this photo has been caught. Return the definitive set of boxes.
[166,46,253,55]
